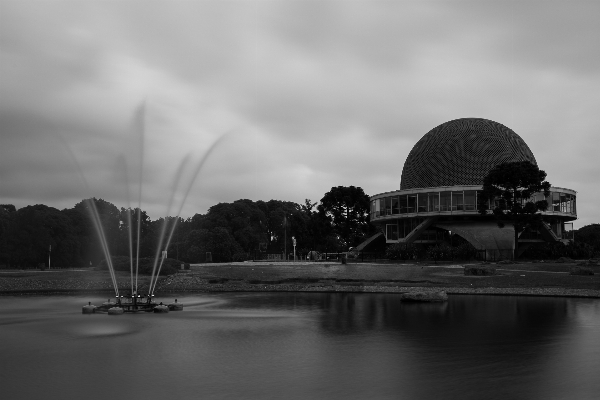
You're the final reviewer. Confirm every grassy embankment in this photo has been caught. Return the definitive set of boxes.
[1,260,599,297]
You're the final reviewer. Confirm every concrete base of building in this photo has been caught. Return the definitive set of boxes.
[434,220,515,260]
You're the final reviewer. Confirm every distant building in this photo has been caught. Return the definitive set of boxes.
[369,118,577,259]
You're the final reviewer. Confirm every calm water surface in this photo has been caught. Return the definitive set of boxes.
[0,293,598,400]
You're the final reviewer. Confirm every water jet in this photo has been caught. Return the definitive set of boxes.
[79,102,229,315]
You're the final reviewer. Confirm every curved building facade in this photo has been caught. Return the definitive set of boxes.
[370,118,577,259]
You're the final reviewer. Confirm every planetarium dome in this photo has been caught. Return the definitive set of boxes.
[400,118,537,190]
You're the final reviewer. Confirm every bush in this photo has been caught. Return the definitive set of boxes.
[453,242,478,260]
[520,241,597,260]
[426,244,454,261]
[385,242,476,261]
[386,244,422,260]
[232,252,250,262]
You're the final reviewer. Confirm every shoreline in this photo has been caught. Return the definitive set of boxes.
[1,285,599,299]
[1,261,598,299]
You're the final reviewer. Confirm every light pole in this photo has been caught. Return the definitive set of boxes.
[284,215,287,261]
[292,236,296,262]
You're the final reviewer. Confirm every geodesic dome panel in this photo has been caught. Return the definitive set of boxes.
[400,118,537,190]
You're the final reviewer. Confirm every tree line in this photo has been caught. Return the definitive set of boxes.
[0,186,373,268]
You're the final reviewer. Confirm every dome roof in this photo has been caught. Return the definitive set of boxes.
[400,118,536,190]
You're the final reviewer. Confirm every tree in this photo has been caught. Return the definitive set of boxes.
[71,198,122,265]
[478,161,551,255]
[574,224,600,254]
[183,198,318,260]
[7,205,79,268]
[0,205,17,267]
[122,207,155,258]
[263,199,311,255]
[153,216,188,260]
[318,186,372,249]
[191,199,268,253]
[300,199,339,253]
[182,228,243,262]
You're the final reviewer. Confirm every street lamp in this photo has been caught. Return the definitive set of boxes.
[284,215,287,261]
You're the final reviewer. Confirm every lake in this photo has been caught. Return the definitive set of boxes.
[1,293,598,400]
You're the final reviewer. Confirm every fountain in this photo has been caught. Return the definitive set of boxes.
[73,103,229,315]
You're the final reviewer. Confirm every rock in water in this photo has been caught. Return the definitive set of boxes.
[400,291,448,302]
[154,304,169,313]
[82,302,96,314]
[108,307,124,315]
[168,299,183,311]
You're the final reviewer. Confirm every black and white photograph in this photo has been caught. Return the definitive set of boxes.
[1,1,599,399]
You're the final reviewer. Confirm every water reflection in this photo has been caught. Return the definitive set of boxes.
[221,292,571,339]
[0,294,598,400]
[205,293,594,400]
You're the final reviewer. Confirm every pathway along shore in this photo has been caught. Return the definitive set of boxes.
[1,261,599,298]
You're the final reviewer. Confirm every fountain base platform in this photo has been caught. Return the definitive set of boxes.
[83,296,183,314]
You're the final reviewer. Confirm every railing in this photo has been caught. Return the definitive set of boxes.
[372,188,577,221]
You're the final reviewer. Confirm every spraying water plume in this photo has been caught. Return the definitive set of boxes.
[148,131,233,294]
[147,154,191,287]
[130,104,146,296]
[59,137,120,297]
[62,100,231,312]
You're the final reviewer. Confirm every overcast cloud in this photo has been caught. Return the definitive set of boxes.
[1,0,599,228]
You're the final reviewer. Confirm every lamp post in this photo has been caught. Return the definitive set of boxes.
[292,236,296,262]
[449,230,454,260]
[284,215,287,261]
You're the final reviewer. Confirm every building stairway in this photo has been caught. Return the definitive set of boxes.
[400,217,438,243]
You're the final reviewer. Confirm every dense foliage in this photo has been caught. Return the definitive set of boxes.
[0,186,374,268]
[385,240,478,262]
[478,161,551,253]
[425,243,478,261]
[2,190,596,268]
[318,186,373,248]
[478,161,551,217]
[520,241,598,260]
[574,224,600,254]
[385,244,423,260]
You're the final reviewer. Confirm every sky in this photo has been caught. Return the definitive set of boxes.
[1,0,599,229]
